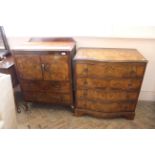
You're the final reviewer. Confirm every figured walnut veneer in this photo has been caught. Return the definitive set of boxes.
[74,48,147,119]
[12,38,76,107]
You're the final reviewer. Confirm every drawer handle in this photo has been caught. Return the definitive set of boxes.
[41,64,45,71]
[41,64,49,72]
[44,64,49,71]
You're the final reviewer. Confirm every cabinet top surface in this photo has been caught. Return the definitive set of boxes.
[9,37,75,52]
[74,48,147,62]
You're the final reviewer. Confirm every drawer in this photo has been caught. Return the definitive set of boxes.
[23,92,72,105]
[76,99,136,112]
[76,78,142,90]
[76,90,138,101]
[76,78,108,89]
[110,79,141,90]
[20,80,71,93]
[76,63,145,78]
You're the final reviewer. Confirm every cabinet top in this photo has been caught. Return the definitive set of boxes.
[9,37,76,52]
[74,48,147,62]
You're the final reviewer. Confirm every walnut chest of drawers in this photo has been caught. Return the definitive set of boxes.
[11,38,76,107]
[74,48,147,119]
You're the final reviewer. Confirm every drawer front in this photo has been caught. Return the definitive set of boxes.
[20,80,71,93]
[77,78,142,90]
[76,90,138,101]
[77,78,108,89]
[40,54,69,81]
[76,63,145,78]
[23,92,72,105]
[110,79,141,90]
[76,99,135,112]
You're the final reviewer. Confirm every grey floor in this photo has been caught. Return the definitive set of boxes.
[15,91,155,129]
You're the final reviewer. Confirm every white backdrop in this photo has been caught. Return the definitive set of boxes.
[0,0,155,37]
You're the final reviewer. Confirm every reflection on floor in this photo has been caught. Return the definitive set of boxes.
[15,91,155,129]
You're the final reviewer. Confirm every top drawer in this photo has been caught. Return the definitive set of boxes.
[75,62,146,79]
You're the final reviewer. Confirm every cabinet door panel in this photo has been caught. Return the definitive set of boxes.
[40,54,69,81]
[15,55,42,80]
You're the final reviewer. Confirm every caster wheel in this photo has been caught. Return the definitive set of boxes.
[17,107,21,113]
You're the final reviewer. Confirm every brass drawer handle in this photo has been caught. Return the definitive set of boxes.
[41,64,49,72]
[44,64,49,71]
[41,64,45,71]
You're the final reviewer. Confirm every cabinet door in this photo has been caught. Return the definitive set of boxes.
[15,55,42,80]
[40,54,69,81]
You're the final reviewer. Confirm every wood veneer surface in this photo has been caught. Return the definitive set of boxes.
[74,48,147,62]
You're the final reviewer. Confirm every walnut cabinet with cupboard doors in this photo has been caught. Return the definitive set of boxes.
[74,48,147,119]
[12,38,76,107]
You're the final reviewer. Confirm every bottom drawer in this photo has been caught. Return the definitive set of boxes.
[23,91,72,105]
[77,90,138,101]
[20,80,70,93]
[76,99,136,112]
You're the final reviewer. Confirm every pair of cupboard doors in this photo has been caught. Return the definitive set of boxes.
[14,51,74,106]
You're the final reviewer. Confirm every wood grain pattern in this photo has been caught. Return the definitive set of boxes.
[74,108,135,120]
[40,54,69,81]
[20,80,70,93]
[74,48,147,119]
[74,48,147,62]
[76,100,136,112]
[76,78,142,90]
[15,55,42,80]
[23,91,71,105]
[76,62,145,78]
[76,90,138,101]
[13,38,76,107]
